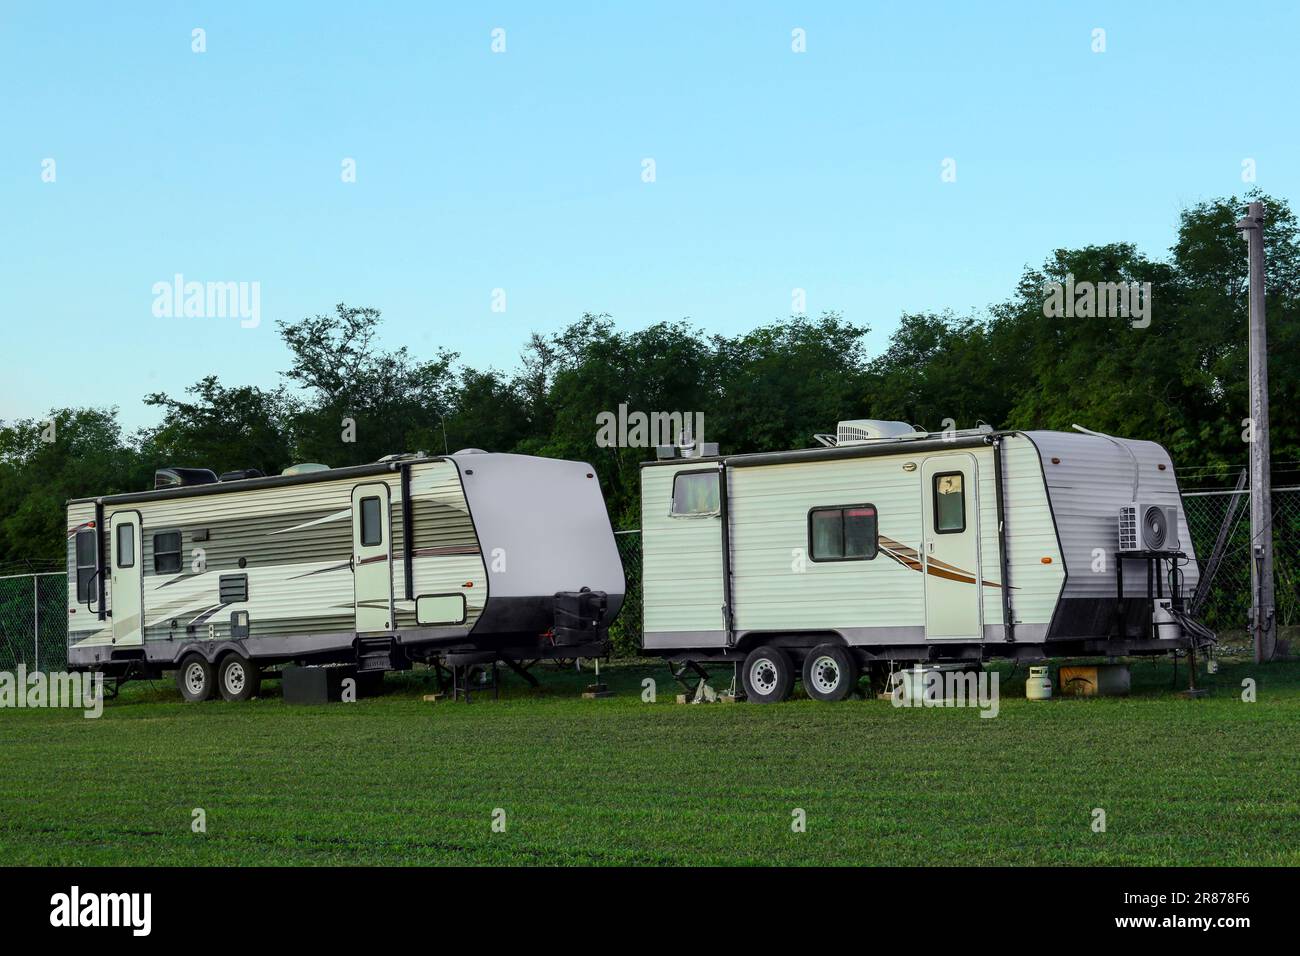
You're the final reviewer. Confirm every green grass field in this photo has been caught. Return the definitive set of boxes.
[2,657,1298,866]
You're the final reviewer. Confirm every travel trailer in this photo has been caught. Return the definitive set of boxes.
[640,421,1210,703]
[65,452,623,701]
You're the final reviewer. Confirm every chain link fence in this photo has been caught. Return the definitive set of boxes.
[611,531,643,657]
[1,490,1292,669]
[0,573,68,674]
[1182,486,1300,654]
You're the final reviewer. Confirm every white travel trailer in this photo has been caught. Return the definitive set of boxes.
[66,452,624,701]
[640,421,1208,702]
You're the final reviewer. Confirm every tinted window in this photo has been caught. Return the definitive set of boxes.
[360,496,384,546]
[116,524,135,568]
[154,531,182,574]
[75,529,97,602]
[933,472,966,533]
[842,507,877,558]
[670,471,720,516]
[809,505,878,561]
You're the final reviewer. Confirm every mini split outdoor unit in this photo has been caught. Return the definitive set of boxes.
[1118,502,1180,552]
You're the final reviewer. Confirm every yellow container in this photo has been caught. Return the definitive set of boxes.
[1059,664,1131,697]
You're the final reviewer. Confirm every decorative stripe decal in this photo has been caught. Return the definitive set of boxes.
[287,561,352,581]
[878,535,1008,589]
[153,572,198,590]
[189,603,229,627]
[267,508,351,536]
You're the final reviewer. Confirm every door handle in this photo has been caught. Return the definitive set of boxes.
[349,555,356,572]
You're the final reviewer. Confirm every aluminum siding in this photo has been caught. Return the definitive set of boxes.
[640,462,725,642]
[1023,431,1199,600]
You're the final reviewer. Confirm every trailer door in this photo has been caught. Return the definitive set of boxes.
[920,455,982,640]
[109,511,144,647]
[351,483,394,632]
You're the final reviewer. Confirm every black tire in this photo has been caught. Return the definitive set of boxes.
[217,654,261,702]
[801,644,859,702]
[176,654,215,703]
[741,645,795,703]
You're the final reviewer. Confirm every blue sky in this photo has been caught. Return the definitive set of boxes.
[3,1,1297,431]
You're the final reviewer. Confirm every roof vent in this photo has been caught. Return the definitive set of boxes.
[281,463,330,476]
[218,468,265,482]
[155,467,219,490]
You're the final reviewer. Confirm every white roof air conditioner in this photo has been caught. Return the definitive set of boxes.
[835,420,925,445]
[1118,502,1180,553]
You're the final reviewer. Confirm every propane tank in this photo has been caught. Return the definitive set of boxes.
[1153,598,1182,640]
[1026,665,1052,700]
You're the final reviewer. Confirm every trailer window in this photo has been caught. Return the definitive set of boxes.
[75,530,97,602]
[154,531,182,573]
[115,524,135,568]
[670,471,719,516]
[809,505,878,561]
[360,496,384,546]
[933,472,966,534]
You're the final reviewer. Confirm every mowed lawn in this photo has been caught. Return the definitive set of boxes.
[2,657,1298,866]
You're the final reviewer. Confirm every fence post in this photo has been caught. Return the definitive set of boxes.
[33,575,40,673]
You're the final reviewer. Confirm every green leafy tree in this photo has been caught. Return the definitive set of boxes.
[138,376,297,477]
[0,408,147,566]
[278,303,458,466]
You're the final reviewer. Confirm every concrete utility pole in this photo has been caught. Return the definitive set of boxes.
[1235,201,1275,663]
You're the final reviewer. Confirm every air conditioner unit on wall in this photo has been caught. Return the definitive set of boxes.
[1118,502,1180,553]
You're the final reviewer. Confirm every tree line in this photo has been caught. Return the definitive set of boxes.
[2,191,1298,568]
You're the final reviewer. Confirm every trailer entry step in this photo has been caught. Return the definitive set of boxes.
[356,637,397,672]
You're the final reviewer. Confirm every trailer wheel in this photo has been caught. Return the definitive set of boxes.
[176,654,215,703]
[801,644,859,702]
[742,646,794,703]
[217,654,261,702]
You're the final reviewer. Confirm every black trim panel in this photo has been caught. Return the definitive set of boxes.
[641,434,993,470]
[67,460,426,507]
[400,464,414,600]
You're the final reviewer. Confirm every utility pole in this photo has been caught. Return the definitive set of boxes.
[1235,200,1275,663]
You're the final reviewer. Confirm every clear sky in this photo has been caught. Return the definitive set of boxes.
[3,1,1297,431]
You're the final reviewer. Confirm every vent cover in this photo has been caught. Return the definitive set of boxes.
[835,420,925,445]
[219,573,249,603]
[155,467,218,490]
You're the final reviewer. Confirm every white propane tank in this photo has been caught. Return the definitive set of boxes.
[1153,598,1182,640]
[1026,666,1052,700]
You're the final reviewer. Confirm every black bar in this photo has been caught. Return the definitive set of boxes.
[992,437,1014,642]
[501,655,540,687]
[67,459,420,507]
[11,866,1275,939]
[642,433,993,471]
[94,501,106,620]
[400,463,414,601]
[716,461,734,646]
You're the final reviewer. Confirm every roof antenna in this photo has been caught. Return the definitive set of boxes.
[1071,423,1140,499]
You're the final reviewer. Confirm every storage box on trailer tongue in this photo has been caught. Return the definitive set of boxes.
[553,589,608,646]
